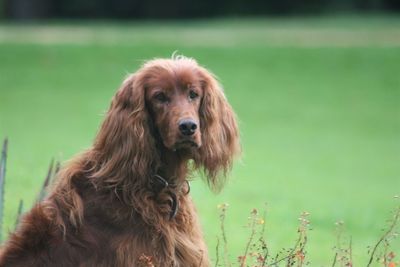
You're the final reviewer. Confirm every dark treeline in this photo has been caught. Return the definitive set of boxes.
[3,0,400,20]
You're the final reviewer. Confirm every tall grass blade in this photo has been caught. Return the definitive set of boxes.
[38,159,54,201]
[0,138,8,242]
[54,161,61,176]
[15,199,23,228]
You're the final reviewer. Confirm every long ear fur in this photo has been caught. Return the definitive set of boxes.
[91,74,159,200]
[195,67,240,191]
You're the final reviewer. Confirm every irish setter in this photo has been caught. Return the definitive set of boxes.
[0,56,240,266]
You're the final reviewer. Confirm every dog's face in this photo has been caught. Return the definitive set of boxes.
[145,70,203,150]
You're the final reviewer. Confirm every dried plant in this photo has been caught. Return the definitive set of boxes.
[331,221,353,267]
[268,211,310,267]
[367,196,400,267]
[216,203,232,267]
[215,200,399,267]
[216,204,310,267]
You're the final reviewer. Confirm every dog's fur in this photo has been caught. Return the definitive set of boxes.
[0,56,240,267]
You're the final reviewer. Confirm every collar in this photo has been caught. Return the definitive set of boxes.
[150,174,190,220]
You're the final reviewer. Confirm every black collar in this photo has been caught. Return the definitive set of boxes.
[151,174,190,220]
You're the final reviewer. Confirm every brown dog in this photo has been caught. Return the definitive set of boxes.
[0,56,240,267]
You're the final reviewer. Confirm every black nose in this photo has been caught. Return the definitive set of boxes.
[178,119,197,136]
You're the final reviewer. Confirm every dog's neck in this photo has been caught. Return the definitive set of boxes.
[151,147,193,220]
[156,147,191,185]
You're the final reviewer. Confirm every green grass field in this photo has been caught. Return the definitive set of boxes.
[0,16,399,265]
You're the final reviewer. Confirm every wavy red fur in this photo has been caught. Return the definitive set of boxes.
[0,56,240,267]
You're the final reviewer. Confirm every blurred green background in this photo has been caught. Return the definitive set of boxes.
[0,3,400,265]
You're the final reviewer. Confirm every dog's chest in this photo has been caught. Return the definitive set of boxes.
[109,211,207,266]
[84,195,209,266]
[109,226,205,267]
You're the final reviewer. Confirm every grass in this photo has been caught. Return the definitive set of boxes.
[0,15,399,265]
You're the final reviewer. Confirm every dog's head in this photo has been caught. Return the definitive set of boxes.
[142,58,203,150]
[94,56,240,189]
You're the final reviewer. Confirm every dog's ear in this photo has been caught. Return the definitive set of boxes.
[92,74,158,187]
[195,66,240,191]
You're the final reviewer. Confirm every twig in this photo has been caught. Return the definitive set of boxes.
[332,221,353,267]
[215,237,220,267]
[383,239,389,266]
[331,252,338,267]
[259,204,269,267]
[215,204,230,267]
[269,235,303,266]
[349,236,353,266]
[218,204,231,267]
[269,213,309,267]
[367,205,400,267]
[240,209,258,267]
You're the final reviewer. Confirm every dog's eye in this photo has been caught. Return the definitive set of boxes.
[154,92,168,103]
[189,90,199,100]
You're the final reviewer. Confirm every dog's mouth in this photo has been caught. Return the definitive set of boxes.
[173,139,200,150]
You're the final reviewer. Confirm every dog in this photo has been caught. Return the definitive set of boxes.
[0,55,240,266]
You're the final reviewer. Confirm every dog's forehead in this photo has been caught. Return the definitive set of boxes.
[144,66,201,92]
[174,68,202,88]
